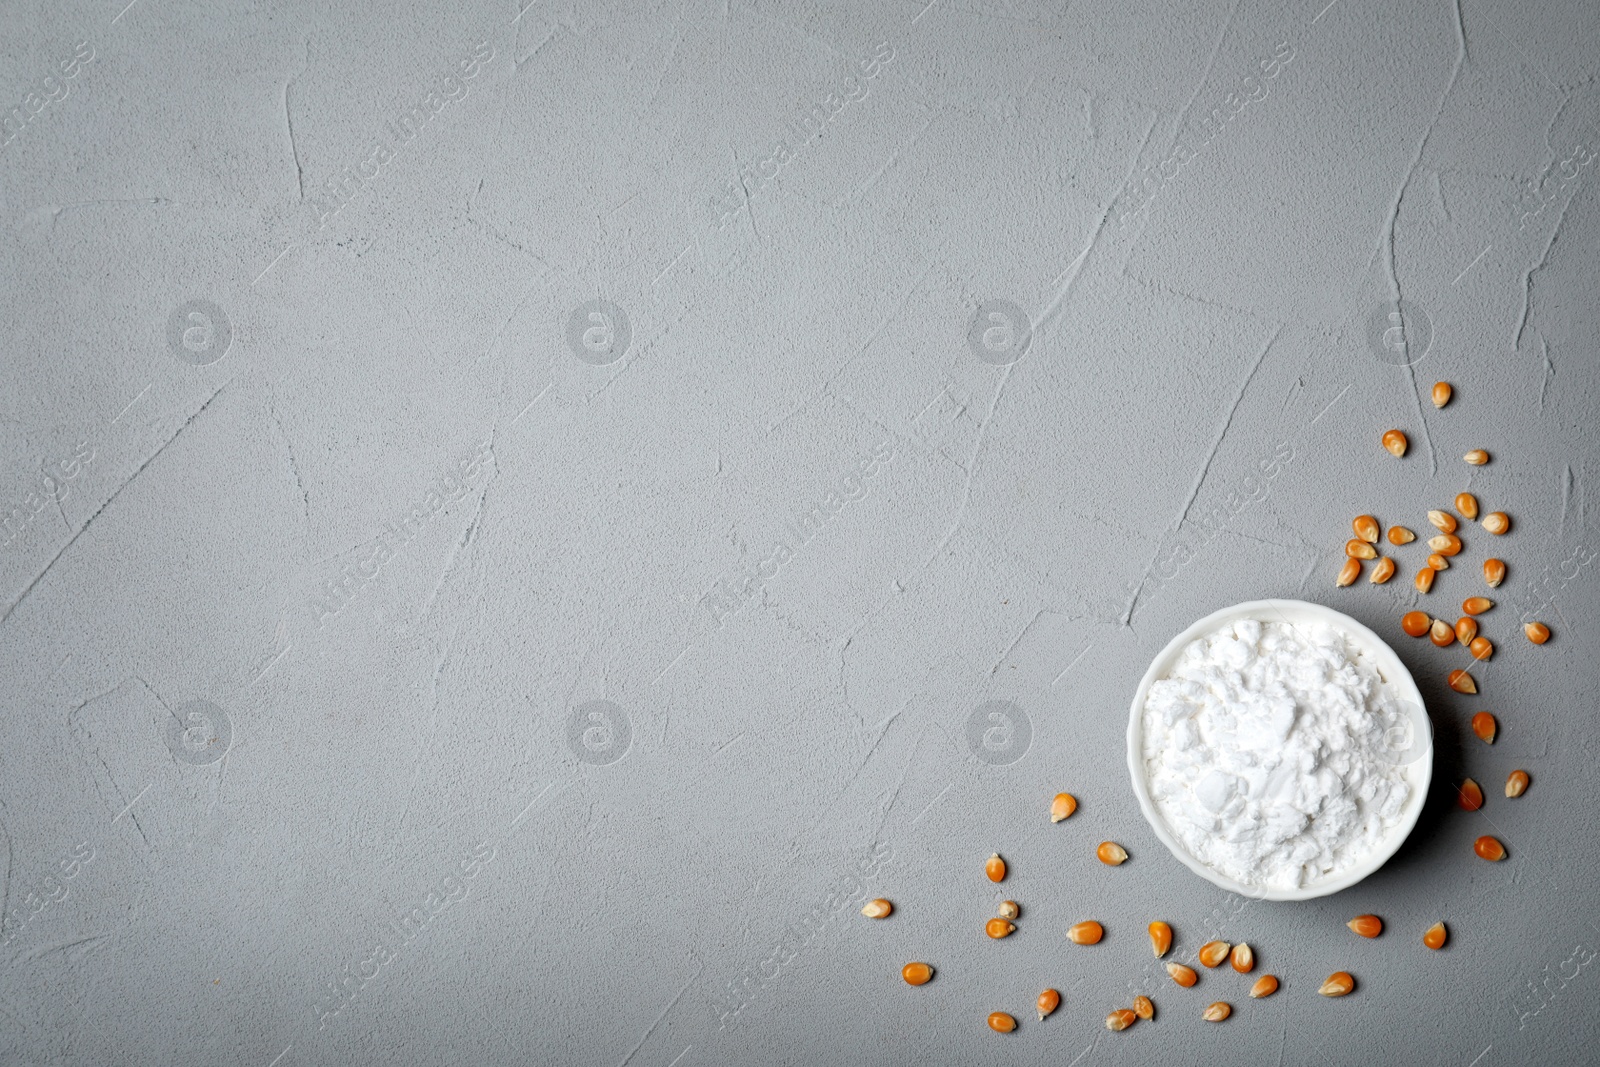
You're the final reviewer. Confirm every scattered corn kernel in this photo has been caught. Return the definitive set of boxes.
[1423,922,1448,950]
[1370,557,1396,584]
[1166,962,1199,987]
[861,898,892,919]
[1463,596,1492,615]
[1429,510,1457,534]
[1483,558,1506,588]
[997,900,1020,921]
[1133,994,1155,1021]
[1506,770,1530,798]
[1427,552,1451,571]
[1464,449,1489,466]
[1067,921,1104,945]
[986,853,1006,883]
[1448,669,1477,695]
[1338,558,1361,587]
[1429,534,1463,556]
[1037,988,1061,1021]
[902,962,933,985]
[1149,921,1173,958]
[1105,1009,1137,1032]
[1472,711,1497,743]
[1249,974,1279,998]
[1050,792,1077,822]
[1525,622,1551,644]
[1202,1002,1232,1022]
[1432,381,1453,408]
[1346,539,1378,560]
[1415,566,1437,593]
[1457,778,1484,812]
[1347,915,1383,938]
[988,1011,1017,1033]
[1230,943,1254,973]
[1474,835,1507,861]
[1384,430,1409,457]
[1429,618,1454,647]
[1319,972,1356,997]
[1470,636,1493,661]
[1402,611,1431,638]
[1482,511,1510,535]
[1097,841,1128,866]
[1455,617,1477,645]
[987,918,1017,939]
[1455,492,1478,520]
[1353,515,1380,543]
[1388,525,1416,545]
[1198,941,1231,968]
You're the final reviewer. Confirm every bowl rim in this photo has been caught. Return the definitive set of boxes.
[1125,597,1433,902]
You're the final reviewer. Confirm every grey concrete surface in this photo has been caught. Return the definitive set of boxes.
[0,0,1597,1063]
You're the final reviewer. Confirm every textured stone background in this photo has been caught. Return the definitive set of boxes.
[0,0,1596,1063]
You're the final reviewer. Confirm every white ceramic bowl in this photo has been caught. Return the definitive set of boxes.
[1126,598,1432,901]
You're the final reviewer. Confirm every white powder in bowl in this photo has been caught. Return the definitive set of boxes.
[1140,617,1413,890]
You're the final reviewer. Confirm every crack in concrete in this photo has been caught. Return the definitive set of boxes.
[910,359,1014,584]
[418,479,490,624]
[1168,0,1242,148]
[1514,187,1577,352]
[67,680,152,847]
[267,390,311,530]
[1376,0,1467,478]
[0,379,232,633]
[395,630,457,844]
[283,36,311,201]
[1538,334,1554,414]
[1122,325,1279,625]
